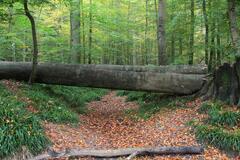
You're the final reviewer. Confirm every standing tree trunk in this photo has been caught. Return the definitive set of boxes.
[179,37,183,56]
[81,0,86,64]
[171,35,175,63]
[209,21,216,72]
[208,0,216,72]
[202,0,209,65]
[228,0,240,61]
[227,0,240,105]
[70,0,81,64]
[144,0,149,65]
[216,21,221,66]
[170,2,175,64]
[157,0,167,65]
[8,4,16,62]
[88,0,93,64]
[23,0,38,84]
[188,0,195,65]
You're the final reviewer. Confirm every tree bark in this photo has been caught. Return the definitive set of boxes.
[157,0,167,65]
[228,0,240,61]
[202,0,209,65]
[188,0,195,65]
[198,62,240,105]
[70,0,81,64]
[145,0,149,65]
[179,37,183,55]
[0,62,207,95]
[30,146,204,160]
[208,1,215,72]
[88,0,93,64]
[216,22,221,66]
[0,62,239,104]
[80,0,86,64]
[23,0,39,84]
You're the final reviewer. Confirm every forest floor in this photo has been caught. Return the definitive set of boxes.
[44,91,233,160]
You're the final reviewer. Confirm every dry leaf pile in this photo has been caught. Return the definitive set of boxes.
[45,92,232,160]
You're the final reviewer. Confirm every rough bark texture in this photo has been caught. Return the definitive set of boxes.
[0,62,206,95]
[30,146,204,160]
[70,0,81,63]
[202,0,209,65]
[228,0,240,60]
[199,62,240,105]
[23,0,39,84]
[88,0,93,64]
[157,0,167,65]
[188,0,195,65]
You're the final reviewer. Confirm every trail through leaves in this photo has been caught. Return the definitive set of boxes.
[44,92,234,159]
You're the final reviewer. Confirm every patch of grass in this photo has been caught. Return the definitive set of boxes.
[193,100,240,154]
[47,85,108,114]
[118,91,192,119]
[195,125,240,152]
[0,84,50,158]
[197,101,222,114]
[20,84,79,124]
[208,109,240,127]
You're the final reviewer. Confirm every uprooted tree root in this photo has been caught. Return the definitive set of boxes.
[197,62,240,105]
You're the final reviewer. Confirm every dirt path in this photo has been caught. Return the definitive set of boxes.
[44,91,231,160]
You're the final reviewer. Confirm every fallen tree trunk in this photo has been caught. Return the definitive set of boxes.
[0,62,239,104]
[30,146,204,160]
[0,62,207,95]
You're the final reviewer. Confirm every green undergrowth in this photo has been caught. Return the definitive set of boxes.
[117,90,192,120]
[0,84,50,158]
[20,84,79,124]
[19,84,107,124]
[194,101,240,154]
[195,125,240,152]
[0,81,108,158]
[46,85,108,114]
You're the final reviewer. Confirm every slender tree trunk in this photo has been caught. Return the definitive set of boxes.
[208,1,216,72]
[228,0,240,61]
[70,0,81,64]
[23,30,27,62]
[188,0,195,65]
[170,2,175,64]
[127,0,132,65]
[171,34,175,63]
[157,0,167,65]
[216,22,221,66]
[88,0,93,64]
[23,0,39,84]
[202,0,209,65]
[154,0,158,65]
[209,21,216,72]
[179,37,183,55]
[7,4,16,62]
[80,0,86,64]
[145,0,149,65]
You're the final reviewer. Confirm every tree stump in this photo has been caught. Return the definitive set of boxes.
[201,62,240,105]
